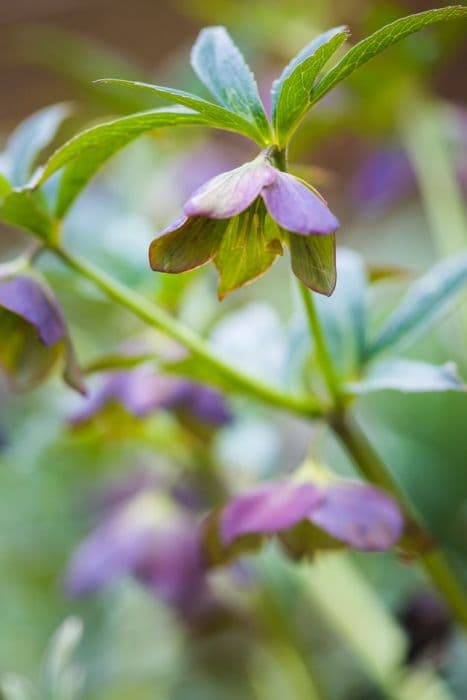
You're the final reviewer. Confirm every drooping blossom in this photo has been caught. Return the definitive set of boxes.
[71,366,232,429]
[66,489,208,617]
[399,590,452,666]
[0,272,84,393]
[149,149,339,298]
[220,478,403,553]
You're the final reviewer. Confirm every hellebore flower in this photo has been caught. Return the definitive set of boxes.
[149,150,339,299]
[66,491,207,617]
[219,478,403,554]
[71,366,232,429]
[0,272,84,393]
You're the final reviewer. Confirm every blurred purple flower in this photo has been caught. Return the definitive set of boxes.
[221,478,403,552]
[149,150,339,297]
[72,366,232,428]
[0,273,85,393]
[66,491,207,616]
[351,147,415,213]
[399,590,452,665]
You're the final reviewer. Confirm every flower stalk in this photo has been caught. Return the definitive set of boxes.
[50,243,323,419]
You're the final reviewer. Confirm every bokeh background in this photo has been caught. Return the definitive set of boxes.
[0,1,466,698]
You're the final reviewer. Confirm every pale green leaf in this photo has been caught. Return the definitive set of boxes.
[95,79,265,143]
[367,253,467,357]
[316,248,367,375]
[348,359,465,394]
[272,27,349,145]
[191,26,271,140]
[1,190,52,239]
[2,103,70,187]
[311,6,467,105]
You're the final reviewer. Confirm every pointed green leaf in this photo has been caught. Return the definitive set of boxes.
[311,6,467,105]
[95,79,265,143]
[1,190,52,239]
[289,232,336,296]
[272,27,349,145]
[191,26,271,141]
[214,210,282,299]
[2,103,70,187]
[348,359,465,395]
[27,108,212,217]
[149,217,226,273]
[367,253,467,357]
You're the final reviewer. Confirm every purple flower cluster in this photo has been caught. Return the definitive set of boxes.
[0,272,84,393]
[72,366,232,429]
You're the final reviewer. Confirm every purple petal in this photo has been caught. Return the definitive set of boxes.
[135,519,206,614]
[167,381,233,426]
[308,483,403,551]
[351,148,414,212]
[184,160,277,219]
[262,172,339,235]
[66,510,157,596]
[71,368,179,423]
[0,276,66,346]
[221,481,322,546]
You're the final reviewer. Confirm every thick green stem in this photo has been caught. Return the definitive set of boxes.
[298,283,342,405]
[51,245,322,419]
[332,413,467,629]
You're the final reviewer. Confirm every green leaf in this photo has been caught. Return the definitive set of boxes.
[2,103,70,187]
[149,217,226,274]
[191,26,271,141]
[41,617,84,700]
[311,6,467,105]
[1,190,52,239]
[28,108,212,217]
[347,359,465,395]
[316,248,367,375]
[0,174,11,203]
[95,79,265,143]
[289,232,336,296]
[214,210,282,300]
[272,27,349,145]
[367,253,467,358]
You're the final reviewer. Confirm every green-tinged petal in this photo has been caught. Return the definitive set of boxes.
[149,216,226,274]
[289,232,336,296]
[214,207,282,299]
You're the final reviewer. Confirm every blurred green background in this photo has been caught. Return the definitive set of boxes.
[0,1,466,698]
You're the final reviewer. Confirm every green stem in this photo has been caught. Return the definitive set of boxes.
[51,245,322,419]
[332,412,467,629]
[298,282,342,406]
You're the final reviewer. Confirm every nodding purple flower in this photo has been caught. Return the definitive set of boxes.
[220,478,403,553]
[0,273,85,393]
[66,491,208,617]
[71,366,232,429]
[149,150,339,299]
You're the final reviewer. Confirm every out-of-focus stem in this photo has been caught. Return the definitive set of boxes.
[401,98,467,257]
[50,244,323,419]
[298,283,342,406]
[332,412,467,629]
